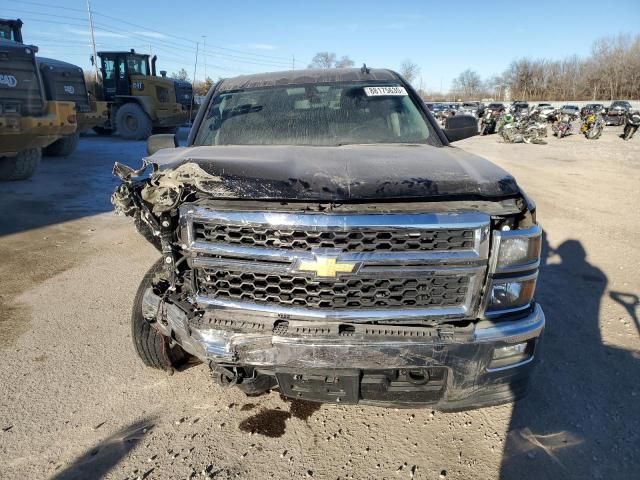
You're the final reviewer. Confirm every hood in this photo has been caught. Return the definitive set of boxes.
[142,144,521,203]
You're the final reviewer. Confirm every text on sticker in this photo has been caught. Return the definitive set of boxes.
[363,86,408,96]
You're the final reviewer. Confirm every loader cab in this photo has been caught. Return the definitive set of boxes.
[0,18,24,43]
[96,50,151,101]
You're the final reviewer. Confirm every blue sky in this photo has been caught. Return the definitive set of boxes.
[6,0,640,91]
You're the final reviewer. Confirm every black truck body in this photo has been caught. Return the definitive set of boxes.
[113,68,544,409]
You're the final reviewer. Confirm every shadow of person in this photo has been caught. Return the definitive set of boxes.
[50,417,156,480]
[499,237,640,479]
[609,291,640,336]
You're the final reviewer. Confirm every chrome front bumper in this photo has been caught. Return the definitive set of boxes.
[146,287,544,407]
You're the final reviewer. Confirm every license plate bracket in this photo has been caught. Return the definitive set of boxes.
[276,369,360,404]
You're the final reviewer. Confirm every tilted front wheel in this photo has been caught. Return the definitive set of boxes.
[131,259,188,370]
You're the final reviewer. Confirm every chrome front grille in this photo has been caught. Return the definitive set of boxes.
[181,207,491,322]
[193,222,476,253]
[196,268,470,309]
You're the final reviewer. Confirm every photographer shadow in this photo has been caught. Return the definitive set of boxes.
[499,236,640,479]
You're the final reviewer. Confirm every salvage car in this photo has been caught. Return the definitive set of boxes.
[604,100,632,126]
[113,68,544,409]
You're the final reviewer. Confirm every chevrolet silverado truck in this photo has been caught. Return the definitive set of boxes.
[112,68,544,409]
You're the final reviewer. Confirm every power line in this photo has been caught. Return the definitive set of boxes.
[7,0,295,64]
[14,13,291,69]
[7,0,86,13]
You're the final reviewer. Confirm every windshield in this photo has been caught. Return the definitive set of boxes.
[127,56,148,75]
[195,82,440,147]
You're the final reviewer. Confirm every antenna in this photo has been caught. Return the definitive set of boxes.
[86,0,99,84]
[361,63,370,74]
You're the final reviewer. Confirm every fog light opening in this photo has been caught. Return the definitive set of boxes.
[406,369,430,385]
[488,340,535,370]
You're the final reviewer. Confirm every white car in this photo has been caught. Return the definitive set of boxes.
[537,105,556,118]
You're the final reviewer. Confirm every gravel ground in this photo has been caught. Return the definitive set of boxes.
[0,126,638,480]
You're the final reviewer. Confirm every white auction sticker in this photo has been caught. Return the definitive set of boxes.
[363,86,407,96]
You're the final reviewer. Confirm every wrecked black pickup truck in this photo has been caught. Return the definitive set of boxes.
[112,68,544,409]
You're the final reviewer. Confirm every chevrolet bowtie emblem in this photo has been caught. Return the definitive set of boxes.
[297,256,357,278]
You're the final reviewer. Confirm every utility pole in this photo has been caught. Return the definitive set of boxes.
[189,42,199,126]
[202,35,207,80]
[86,0,99,83]
[292,54,295,71]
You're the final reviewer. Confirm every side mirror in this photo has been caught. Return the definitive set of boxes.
[147,134,178,156]
[443,114,478,142]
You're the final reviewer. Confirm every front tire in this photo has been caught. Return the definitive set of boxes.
[131,259,188,370]
[43,132,80,157]
[116,103,153,140]
[0,148,41,181]
[623,125,634,140]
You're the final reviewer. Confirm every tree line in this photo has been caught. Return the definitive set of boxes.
[444,34,640,101]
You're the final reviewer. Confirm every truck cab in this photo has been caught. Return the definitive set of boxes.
[0,18,23,43]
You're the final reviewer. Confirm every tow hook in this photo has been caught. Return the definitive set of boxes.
[210,363,243,387]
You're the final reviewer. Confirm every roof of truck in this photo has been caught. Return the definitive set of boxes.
[37,56,83,72]
[217,68,400,92]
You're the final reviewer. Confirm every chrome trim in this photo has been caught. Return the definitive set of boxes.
[475,304,545,343]
[193,255,485,277]
[181,207,491,319]
[190,240,489,265]
[183,207,491,230]
[183,206,491,261]
[195,295,471,321]
[146,289,545,371]
[485,354,535,372]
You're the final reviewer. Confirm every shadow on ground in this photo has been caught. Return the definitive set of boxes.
[500,234,640,479]
[50,417,156,480]
[0,128,189,237]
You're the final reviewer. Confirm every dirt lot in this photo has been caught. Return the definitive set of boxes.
[0,127,638,480]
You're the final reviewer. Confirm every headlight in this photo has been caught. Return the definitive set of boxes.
[493,225,541,272]
[486,274,537,313]
[484,225,542,316]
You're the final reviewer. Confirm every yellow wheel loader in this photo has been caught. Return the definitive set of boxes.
[92,50,190,140]
[0,25,77,180]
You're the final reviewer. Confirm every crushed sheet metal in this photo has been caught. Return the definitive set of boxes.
[141,162,234,213]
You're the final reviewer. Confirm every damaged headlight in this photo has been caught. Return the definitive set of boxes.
[494,225,541,271]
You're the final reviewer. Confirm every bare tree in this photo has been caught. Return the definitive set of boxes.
[194,76,214,96]
[451,69,483,99]
[308,52,355,69]
[399,60,420,84]
[335,55,355,68]
[497,34,640,101]
[308,52,336,69]
[170,68,190,82]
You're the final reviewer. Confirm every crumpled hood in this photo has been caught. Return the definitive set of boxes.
[142,144,521,202]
